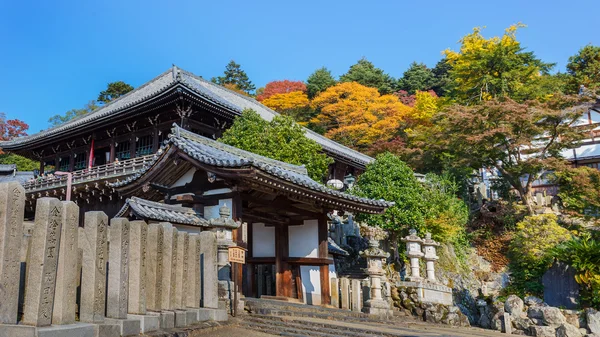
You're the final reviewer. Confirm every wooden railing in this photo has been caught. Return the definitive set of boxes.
[22,154,155,192]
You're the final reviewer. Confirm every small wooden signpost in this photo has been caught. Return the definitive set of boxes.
[228,246,246,317]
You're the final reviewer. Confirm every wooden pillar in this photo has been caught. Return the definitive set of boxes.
[275,224,291,298]
[247,222,255,298]
[152,127,159,153]
[39,160,44,175]
[109,140,115,163]
[231,194,244,295]
[68,152,74,172]
[319,213,331,306]
[129,135,136,159]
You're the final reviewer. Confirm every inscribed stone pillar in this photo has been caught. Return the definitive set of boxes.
[351,279,362,312]
[0,182,25,324]
[175,231,188,309]
[52,201,79,325]
[80,211,108,323]
[340,277,350,310]
[23,197,63,327]
[199,231,218,309]
[169,226,179,310]
[331,278,339,308]
[107,218,130,319]
[128,220,147,314]
[160,223,177,310]
[145,223,164,311]
[185,234,200,308]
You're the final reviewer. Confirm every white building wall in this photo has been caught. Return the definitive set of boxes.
[288,219,318,258]
[300,266,321,305]
[171,168,196,187]
[252,223,275,257]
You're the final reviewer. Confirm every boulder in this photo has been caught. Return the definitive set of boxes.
[587,308,600,334]
[505,295,525,317]
[556,323,583,337]
[529,307,545,320]
[542,307,567,327]
[512,316,534,331]
[525,296,544,307]
[530,326,556,337]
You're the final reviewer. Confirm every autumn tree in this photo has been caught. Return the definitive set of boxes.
[567,45,600,93]
[340,58,396,95]
[261,91,311,122]
[219,109,333,181]
[97,81,134,104]
[311,82,411,151]
[397,62,436,94]
[306,67,336,99]
[257,80,306,101]
[0,112,32,170]
[444,24,554,103]
[48,100,99,127]
[411,95,593,213]
[551,164,600,216]
[211,60,256,94]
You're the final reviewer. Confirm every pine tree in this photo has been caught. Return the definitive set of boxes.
[306,67,336,99]
[211,60,256,94]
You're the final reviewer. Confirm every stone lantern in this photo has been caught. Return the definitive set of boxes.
[359,224,391,315]
[422,232,440,282]
[401,229,424,281]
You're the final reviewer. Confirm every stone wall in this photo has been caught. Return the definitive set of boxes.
[0,181,226,336]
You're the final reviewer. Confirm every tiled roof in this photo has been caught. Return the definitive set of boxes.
[0,164,17,173]
[111,125,393,210]
[328,237,349,256]
[0,171,35,184]
[116,196,209,226]
[0,66,373,167]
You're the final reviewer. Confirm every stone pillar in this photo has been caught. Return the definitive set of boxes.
[174,231,188,309]
[52,201,79,325]
[199,231,218,309]
[107,218,130,319]
[331,278,339,308]
[340,277,350,310]
[145,223,164,312]
[401,229,424,281]
[0,182,25,324]
[186,234,200,308]
[128,220,147,314]
[422,233,440,282]
[351,279,361,312]
[22,198,63,327]
[160,223,177,310]
[359,224,391,315]
[80,211,108,323]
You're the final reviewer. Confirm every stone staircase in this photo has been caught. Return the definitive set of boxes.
[241,298,507,337]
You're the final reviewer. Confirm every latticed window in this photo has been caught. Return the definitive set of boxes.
[136,135,153,157]
[58,156,70,171]
[74,152,86,170]
[116,142,131,160]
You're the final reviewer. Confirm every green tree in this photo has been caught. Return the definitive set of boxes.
[97,81,134,104]
[431,58,454,97]
[218,109,333,181]
[340,58,396,95]
[551,165,600,216]
[306,67,337,99]
[47,100,99,127]
[211,60,256,94]
[567,45,600,93]
[397,62,436,94]
[0,153,38,171]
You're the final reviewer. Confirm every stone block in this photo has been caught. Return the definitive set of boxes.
[23,198,64,327]
[330,278,339,308]
[0,323,95,337]
[80,211,109,323]
[174,232,188,309]
[174,309,197,327]
[340,277,350,310]
[186,234,200,308]
[160,223,177,310]
[104,317,141,336]
[146,224,164,311]
[128,221,147,315]
[196,307,227,322]
[0,182,25,325]
[107,218,129,319]
[127,314,159,333]
[199,231,218,309]
[149,311,175,329]
[93,323,120,337]
[351,279,361,312]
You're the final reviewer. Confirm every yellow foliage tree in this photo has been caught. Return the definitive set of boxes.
[261,91,311,122]
[311,82,411,150]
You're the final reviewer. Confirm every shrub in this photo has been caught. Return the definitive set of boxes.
[508,214,572,296]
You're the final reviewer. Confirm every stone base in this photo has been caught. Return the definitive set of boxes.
[197,308,228,322]
[104,318,141,336]
[0,323,95,337]
[148,311,175,329]
[174,310,198,327]
[127,314,159,333]
[363,299,393,316]
[397,281,453,305]
[93,323,121,337]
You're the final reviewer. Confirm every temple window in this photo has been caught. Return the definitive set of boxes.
[73,152,86,170]
[58,156,70,172]
[43,160,56,173]
[136,135,153,157]
[116,142,131,160]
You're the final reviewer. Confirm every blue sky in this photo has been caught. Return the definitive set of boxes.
[1,0,598,133]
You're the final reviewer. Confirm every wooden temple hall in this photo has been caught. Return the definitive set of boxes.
[0,66,392,305]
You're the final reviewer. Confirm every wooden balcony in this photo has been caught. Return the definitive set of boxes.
[23,154,155,194]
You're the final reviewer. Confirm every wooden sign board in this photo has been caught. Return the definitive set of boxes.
[228,246,247,264]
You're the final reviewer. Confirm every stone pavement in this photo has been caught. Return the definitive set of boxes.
[190,326,276,337]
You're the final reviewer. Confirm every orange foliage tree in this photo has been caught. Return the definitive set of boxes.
[261,91,311,122]
[257,80,307,101]
[0,112,29,154]
[310,82,411,150]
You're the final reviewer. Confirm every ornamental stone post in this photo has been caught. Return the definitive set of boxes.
[401,229,424,281]
[422,233,440,282]
[359,223,391,316]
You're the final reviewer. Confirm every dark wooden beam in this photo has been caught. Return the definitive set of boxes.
[318,213,330,306]
[284,257,333,265]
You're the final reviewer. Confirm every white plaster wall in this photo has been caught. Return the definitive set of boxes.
[300,266,321,305]
[252,223,276,257]
[171,168,196,187]
[288,219,318,258]
[203,198,233,220]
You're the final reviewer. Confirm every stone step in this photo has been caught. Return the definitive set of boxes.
[241,319,373,337]
[245,298,375,319]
